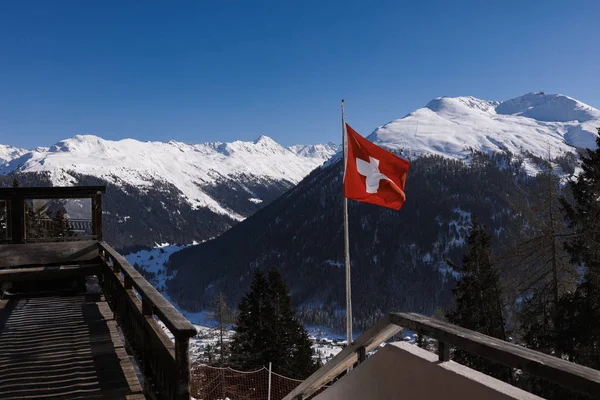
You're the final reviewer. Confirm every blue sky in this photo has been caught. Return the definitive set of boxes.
[0,1,598,149]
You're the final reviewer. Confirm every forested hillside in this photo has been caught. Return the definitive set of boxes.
[166,149,579,332]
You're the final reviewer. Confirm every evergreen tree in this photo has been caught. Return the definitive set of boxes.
[266,269,316,378]
[208,291,236,365]
[558,128,600,372]
[446,216,510,381]
[230,269,317,378]
[12,178,19,188]
[502,151,576,358]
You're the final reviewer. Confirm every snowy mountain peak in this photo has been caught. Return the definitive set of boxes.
[49,134,111,154]
[495,92,599,123]
[253,134,277,145]
[371,92,599,170]
[425,96,500,114]
[288,142,340,159]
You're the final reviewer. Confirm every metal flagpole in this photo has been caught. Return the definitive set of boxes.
[267,362,272,400]
[341,99,352,347]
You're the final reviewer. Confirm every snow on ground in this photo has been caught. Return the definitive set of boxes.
[125,244,235,362]
[126,244,348,364]
[125,243,448,366]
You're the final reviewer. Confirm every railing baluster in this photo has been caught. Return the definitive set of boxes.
[438,340,450,362]
[358,346,366,363]
[175,336,191,400]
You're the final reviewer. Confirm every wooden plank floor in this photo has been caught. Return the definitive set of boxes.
[0,295,145,400]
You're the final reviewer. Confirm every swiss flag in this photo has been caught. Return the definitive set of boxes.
[344,123,410,210]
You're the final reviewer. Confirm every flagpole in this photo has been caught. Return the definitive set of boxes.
[341,99,352,347]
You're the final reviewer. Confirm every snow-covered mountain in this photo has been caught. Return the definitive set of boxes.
[0,135,337,221]
[166,92,600,330]
[0,135,337,249]
[369,92,599,167]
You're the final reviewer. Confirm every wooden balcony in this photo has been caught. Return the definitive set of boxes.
[0,187,197,400]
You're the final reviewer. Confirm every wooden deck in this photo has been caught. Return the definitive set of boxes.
[0,186,198,399]
[0,294,145,400]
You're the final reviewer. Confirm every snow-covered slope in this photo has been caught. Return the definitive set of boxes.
[370,92,599,166]
[0,145,27,166]
[288,142,340,159]
[1,135,336,220]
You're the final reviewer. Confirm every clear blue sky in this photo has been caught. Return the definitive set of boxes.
[1,1,598,149]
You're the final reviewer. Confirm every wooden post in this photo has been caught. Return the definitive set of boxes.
[92,192,103,241]
[10,195,24,244]
[175,336,191,400]
[438,340,450,362]
[124,275,133,290]
[358,346,366,364]
[142,296,153,316]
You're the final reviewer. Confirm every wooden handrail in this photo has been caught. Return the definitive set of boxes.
[284,312,600,400]
[98,241,196,400]
[98,242,196,338]
[0,186,106,199]
[391,312,600,397]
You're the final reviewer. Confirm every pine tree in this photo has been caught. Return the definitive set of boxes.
[558,128,600,372]
[230,269,317,378]
[446,216,510,381]
[12,178,19,188]
[208,291,235,365]
[267,269,316,378]
[502,151,576,358]
[230,269,270,370]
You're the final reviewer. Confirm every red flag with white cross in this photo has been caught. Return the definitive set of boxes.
[344,123,410,210]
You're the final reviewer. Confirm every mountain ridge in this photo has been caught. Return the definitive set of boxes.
[0,135,339,221]
[367,92,599,168]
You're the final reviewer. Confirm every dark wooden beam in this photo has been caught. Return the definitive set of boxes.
[0,241,100,268]
[438,340,450,362]
[0,264,100,283]
[9,195,24,244]
[390,312,600,398]
[92,192,103,241]
[175,335,191,400]
[358,346,366,363]
[0,186,106,200]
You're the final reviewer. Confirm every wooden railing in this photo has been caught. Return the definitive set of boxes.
[283,313,600,400]
[0,186,104,244]
[0,186,197,399]
[98,241,197,400]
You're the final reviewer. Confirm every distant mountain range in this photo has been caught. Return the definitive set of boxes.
[165,92,599,331]
[0,135,338,250]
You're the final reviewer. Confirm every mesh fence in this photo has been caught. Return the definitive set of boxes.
[190,364,328,400]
